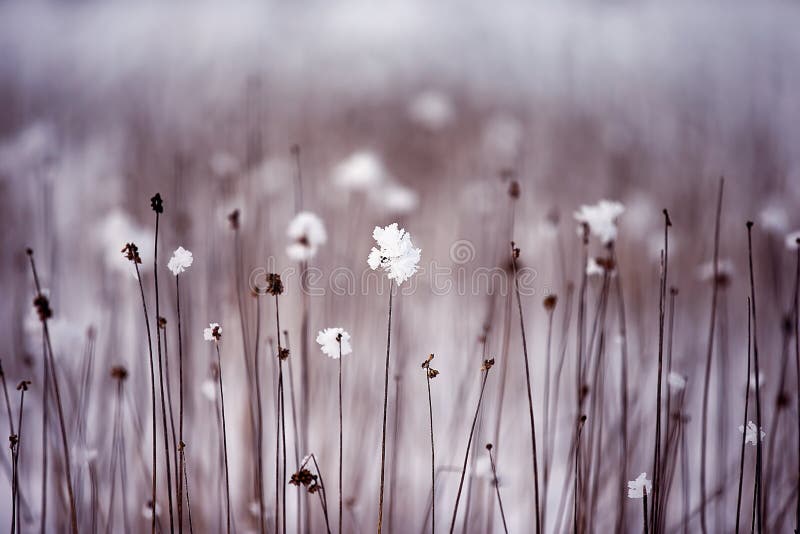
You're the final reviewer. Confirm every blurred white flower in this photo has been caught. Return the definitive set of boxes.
[574,200,625,244]
[586,258,604,277]
[760,205,789,234]
[785,230,800,250]
[204,323,221,342]
[210,151,239,177]
[316,328,352,359]
[369,182,419,215]
[200,379,217,401]
[96,210,152,278]
[248,501,262,518]
[739,421,765,446]
[627,472,652,499]
[407,90,454,130]
[142,501,161,519]
[332,151,387,191]
[167,246,193,275]
[696,259,735,282]
[367,223,422,286]
[482,115,523,163]
[667,372,686,390]
[286,211,327,261]
[0,121,57,175]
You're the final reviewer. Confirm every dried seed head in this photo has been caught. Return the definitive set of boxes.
[158,317,167,329]
[211,325,222,341]
[508,180,520,199]
[427,368,440,379]
[595,257,616,272]
[278,348,290,361]
[485,443,493,451]
[33,294,53,321]
[421,354,434,369]
[110,366,129,381]
[150,193,164,214]
[228,209,240,230]
[543,294,558,311]
[122,243,142,264]
[481,358,495,371]
[16,380,30,391]
[266,273,284,296]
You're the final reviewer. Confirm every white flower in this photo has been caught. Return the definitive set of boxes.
[204,323,221,342]
[142,501,161,519]
[167,246,193,275]
[408,90,454,130]
[786,230,800,250]
[574,200,625,244]
[316,328,352,359]
[367,223,422,286]
[586,258,605,277]
[627,472,652,499]
[696,259,735,282]
[200,379,217,401]
[760,205,788,234]
[332,151,387,191]
[667,372,686,390]
[248,501,262,518]
[739,421,765,446]
[286,211,327,261]
[369,182,419,215]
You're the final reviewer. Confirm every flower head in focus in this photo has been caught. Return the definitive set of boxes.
[367,223,421,286]
[266,273,284,296]
[150,193,164,214]
[286,212,327,261]
[316,328,352,359]
[421,354,439,379]
[121,243,142,264]
[739,421,765,446]
[574,200,625,245]
[204,323,221,342]
[627,472,652,499]
[167,246,193,275]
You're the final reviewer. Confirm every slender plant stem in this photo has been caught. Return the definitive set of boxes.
[449,365,492,533]
[338,339,344,534]
[793,242,800,532]
[377,283,394,534]
[699,178,724,534]
[176,274,185,533]
[425,367,435,534]
[574,415,586,534]
[254,296,266,534]
[27,249,78,534]
[486,445,507,534]
[746,221,764,533]
[215,343,232,534]
[735,298,752,533]
[643,491,649,534]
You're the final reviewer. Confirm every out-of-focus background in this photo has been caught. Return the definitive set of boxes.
[1,0,800,532]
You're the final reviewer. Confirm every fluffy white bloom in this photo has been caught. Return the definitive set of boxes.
[367,223,422,285]
[286,211,327,261]
[760,205,789,234]
[574,200,625,244]
[627,472,652,499]
[167,246,193,275]
[667,372,687,390]
[200,379,217,401]
[586,258,604,277]
[786,230,800,250]
[203,323,221,342]
[316,328,353,359]
[739,421,765,446]
[408,90,454,130]
[332,151,387,191]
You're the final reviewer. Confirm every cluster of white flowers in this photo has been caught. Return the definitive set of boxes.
[286,211,327,261]
[167,246,193,275]
[367,223,422,286]
[739,421,765,446]
[316,327,352,359]
[574,200,625,244]
[627,472,652,499]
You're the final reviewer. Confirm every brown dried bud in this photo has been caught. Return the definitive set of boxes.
[481,358,495,371]
[228,209,240,230]
[33,294,53,321]
[421,354,434,369]
[150,193,164,214]
[16,380,30,391]
[543,295,558,311]
[485,443,493,451]
[508,180,520,199]
[266,273,284,296]
[121,243,142,264]
[110,366,129,381]
[278,348,290,361]
[427,368,440,379]
[158,317,167,329]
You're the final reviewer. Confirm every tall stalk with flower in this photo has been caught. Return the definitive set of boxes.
[317,327,352,534]
[267,273,288,534]
[420,354,439,534]
[367,223,421,534]
[204,323,231,534]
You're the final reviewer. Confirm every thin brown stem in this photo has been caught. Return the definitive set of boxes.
[215,343,232,534]
[377,284,394,534]
[486,445,507,534]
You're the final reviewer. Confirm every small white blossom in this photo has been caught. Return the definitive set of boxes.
[786,230,800,251]
[286,211,327,261]
[332,151,387,191]
[316,328,352,359]
[367,223,421,286]
[408,90,455,130]
[627,472,652,499]
[739,421,765,446]
[200,379,217,401]
[667,372,687,391]
[760,205,789,234]
[574,200,625,244]
[167,246,193,275]
[204,323,221,342]
[248,501,262,518]
[370,182,420,215]
[586,258,604,277]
